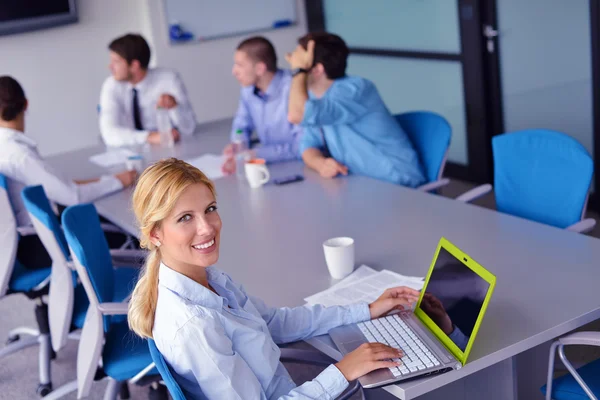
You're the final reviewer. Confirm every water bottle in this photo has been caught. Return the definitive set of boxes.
[156,108,174,148]
[232,129,247,178]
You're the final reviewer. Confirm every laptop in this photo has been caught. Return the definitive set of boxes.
[329,237,496,388]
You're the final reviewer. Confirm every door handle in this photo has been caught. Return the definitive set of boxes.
[483,24,499,53]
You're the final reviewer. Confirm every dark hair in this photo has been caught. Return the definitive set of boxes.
[237,36,277,72]
[109,33,151,69]
[298,32,349,79]
[0,76,26,121]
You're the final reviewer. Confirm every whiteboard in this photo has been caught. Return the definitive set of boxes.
[163,0,297,43]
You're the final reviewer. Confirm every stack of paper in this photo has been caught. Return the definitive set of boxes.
[89,148,136,167]
[304,265,424,307]
[185,154,225,180]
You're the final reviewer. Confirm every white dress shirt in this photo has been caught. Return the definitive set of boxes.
[0,127,123,227]
[153,263,371,399]
[99,67,197,147]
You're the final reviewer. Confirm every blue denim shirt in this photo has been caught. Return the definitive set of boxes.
[299,76,426,187]
[153,263,371,399]
[232,69,302,163]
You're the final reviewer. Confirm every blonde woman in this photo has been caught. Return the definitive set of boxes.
[128,158,420,399]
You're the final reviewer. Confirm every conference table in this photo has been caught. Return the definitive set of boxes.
[47,119,600,399]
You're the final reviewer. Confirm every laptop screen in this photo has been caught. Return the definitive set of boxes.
[418,247,490,352]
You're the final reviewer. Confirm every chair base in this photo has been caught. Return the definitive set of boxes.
[41,380,77,400]
[37,382,53,397]
[104,379,120,400]
[8,326,40,339]
[119,381,130,400]
[0,300,53,397]
[0,332,39,356]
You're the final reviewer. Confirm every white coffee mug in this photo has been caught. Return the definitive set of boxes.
[245,160,270,188]
[323,237,355,279]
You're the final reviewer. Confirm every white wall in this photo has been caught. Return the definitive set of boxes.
[0,0,306,157]
[0,0,155,156]
[147,0,307,124]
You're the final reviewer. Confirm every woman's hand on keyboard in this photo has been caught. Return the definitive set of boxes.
[335,343,403,381]
[368,287,421,319]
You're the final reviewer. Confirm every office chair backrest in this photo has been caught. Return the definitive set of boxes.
[22,185,80,351]
[62,204,114,327]
[148,339,187,400]
[493,130,593,228]
[62,204,119,398]
[22,186,70,260]
[395,112,452,183]
[0,174,18,297]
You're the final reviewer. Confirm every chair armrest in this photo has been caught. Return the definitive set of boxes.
[558,331,600,347]
[279,348,336,367]
[455,184,493,203]
[66,260,76,271]
[109,249,146,259]
[100,223,124,234]
[417,178,450,192]
[33,275,51,292]
[110,249,146,267]
[566,218,596,234]
[16,226,37,236]
[279,347,364,400]
[97,302,129,316]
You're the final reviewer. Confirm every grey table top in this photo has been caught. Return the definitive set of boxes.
[47,119,600,399]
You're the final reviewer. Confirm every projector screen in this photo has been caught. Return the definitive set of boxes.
[0,0,77,36]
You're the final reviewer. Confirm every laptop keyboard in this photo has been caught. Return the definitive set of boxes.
[357,315,441,377]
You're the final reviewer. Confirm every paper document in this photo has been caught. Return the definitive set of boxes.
[89,148,136,167]
[330,265,377,290]
[305,265,424,307]
[185,154,225,180]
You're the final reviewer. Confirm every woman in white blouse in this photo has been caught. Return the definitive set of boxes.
[128,158,420,399]
[0,75,136,267]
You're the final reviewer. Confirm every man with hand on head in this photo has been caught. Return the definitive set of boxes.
[99,33,197,147]
[222,36,301,174]
[286,33,425,187]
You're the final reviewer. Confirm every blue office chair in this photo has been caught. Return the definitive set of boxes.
[148,339,186,400]
[62,204,159,400]
[0,174,54,396]
[394,112,452,192]
[456,130,596,233]
[21,185,87,354]
[542,332,600,399]
[22,185,145,352]
[22,186,149,400]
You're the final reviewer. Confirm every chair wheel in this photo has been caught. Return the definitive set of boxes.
[6,334,19,345]
[148,384,169,400]
[37,383,52,397]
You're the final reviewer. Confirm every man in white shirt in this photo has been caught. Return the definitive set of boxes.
[0,76,136,266]
[99,33,197,147]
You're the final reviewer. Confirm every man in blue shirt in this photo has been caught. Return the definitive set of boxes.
[287,33,425,187]
[223,37,301,173]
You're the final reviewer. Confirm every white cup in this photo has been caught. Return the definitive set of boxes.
[244,160,270,188]
[125,155,144,173]
[323,237,355,279]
